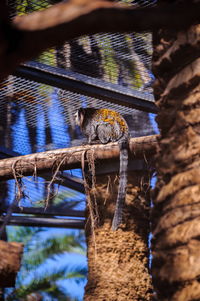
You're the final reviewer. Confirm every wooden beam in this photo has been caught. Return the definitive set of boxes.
[0,135,158,180]
[14,61,157,113]
[43,172,85,193]
[1,216,85,229]
[0,206,85,218]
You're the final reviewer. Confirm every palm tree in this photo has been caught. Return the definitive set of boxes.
[151,0,200,300]
[6,227,87,301]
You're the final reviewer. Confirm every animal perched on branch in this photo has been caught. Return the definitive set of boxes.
[75,107,129,230]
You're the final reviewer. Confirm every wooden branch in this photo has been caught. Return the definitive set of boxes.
[0,135,158,180]
[0,240,23,287]
[0,0,199,80]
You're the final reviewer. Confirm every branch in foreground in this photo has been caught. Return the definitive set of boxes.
[0,240,23,287]
[0,135,158,180]
[0,0,200,80]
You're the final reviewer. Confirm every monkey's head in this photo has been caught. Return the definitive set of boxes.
[74,108,85,127]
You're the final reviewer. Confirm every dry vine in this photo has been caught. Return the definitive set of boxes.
[45,154,70,209]
[81,150,98,253]
[0,161,25,238]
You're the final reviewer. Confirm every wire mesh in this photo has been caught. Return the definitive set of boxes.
[9,0,156,93]
[0,4,159,296]
[0,0,157,210]
[0,74,155,209]
[0,75,155,155]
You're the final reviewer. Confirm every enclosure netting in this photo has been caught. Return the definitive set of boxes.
[0,0,156,210]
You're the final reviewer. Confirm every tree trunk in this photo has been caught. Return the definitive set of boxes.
[151,2,200,299]
[84,167,153,300]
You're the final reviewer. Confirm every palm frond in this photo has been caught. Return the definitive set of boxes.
[8,266,86,300]
[23,233,85,267]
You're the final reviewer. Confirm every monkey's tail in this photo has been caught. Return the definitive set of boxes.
[112,140,128,230]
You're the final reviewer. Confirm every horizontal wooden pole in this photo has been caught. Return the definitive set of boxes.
[43,172,85,193]
[0,206,85,218]
[0,135,158,180]
[15,62,157,113]
[1,216,84,229]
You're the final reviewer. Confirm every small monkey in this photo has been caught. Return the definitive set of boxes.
[75,108,129,230]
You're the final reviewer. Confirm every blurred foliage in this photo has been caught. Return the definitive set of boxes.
[6,227,87,301]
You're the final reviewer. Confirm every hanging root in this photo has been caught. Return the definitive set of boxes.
[0,161,24,238]
[81,150,99,252]
[86,149,99,224]
[45,154,69,209]
[104,175,112,205]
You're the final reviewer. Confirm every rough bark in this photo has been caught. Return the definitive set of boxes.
[0,1,200,80]
[151,4,200,300]
[84,170,153,300]
[0,135,157,180]
[0,240,23,287]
